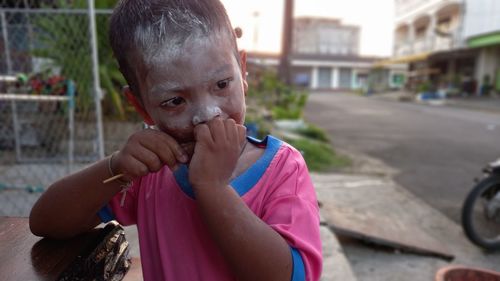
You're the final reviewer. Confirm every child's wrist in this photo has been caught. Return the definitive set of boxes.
[108,151,132,184]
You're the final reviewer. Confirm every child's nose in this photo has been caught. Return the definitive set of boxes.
[192,106,222,125]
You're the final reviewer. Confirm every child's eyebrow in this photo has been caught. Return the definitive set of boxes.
[149,64,235,95]
[197,63,234,84]
[206,64,233,79]
[150,82,182,96]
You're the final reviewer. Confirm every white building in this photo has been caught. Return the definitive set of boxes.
[394,0,464,58]
[248,17,419,92]
[288,17,378,90]
[391,0,471,92]
[293,18,359,56]
[247,17,384,91]
[463,0,500,93]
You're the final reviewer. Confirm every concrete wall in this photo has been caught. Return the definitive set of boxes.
[463,0,500,39]
[474,46,500,93]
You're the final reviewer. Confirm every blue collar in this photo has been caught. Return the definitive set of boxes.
[174,135,282,199]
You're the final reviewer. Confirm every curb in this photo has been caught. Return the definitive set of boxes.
[372,93,500,115]
[320,215,357,281]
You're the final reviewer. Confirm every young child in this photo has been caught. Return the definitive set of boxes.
[29,0,322,280]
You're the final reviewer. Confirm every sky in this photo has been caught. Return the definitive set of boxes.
[221,0,394,57]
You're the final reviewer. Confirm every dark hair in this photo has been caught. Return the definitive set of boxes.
[109,0,239,101]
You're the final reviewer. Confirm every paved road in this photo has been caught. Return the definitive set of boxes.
[304,92,500,223]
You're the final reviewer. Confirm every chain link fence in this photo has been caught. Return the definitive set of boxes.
[0,1,128,216]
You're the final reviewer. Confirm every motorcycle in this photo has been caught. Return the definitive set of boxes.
[462,158,500,250]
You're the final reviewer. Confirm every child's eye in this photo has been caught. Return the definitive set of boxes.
[161,97,185,108]
[215,78,233,90]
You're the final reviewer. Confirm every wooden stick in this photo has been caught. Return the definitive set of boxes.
[103,173,124,184]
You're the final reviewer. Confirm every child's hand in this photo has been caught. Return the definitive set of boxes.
[112,129,189,180]
[189,118,246,189]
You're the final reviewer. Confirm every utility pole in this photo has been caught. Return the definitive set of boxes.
[278,0,294,85]
[252,11,260,50]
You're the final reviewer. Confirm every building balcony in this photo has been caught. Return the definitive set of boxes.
[394,31,460,58]
[434,36,453,51]
[395,42,412,57]
[393,0,462,58]
[414,38,432,53]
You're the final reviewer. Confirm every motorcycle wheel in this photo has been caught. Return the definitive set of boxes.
[462,175,500,250]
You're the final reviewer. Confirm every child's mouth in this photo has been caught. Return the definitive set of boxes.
[180,142,195,161]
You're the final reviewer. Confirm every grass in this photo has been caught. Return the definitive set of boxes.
[286,138,351,172]
[294,124,330,143]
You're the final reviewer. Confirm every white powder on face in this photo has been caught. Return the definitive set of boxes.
[192,105,222,125]
[158,104,224,131]
[165,114,192,130]
[147,31,206,66]
[138,29,230,68]
[134,7,210,67]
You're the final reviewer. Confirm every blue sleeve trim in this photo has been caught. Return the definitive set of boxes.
[291,247,306,281]
[173,164,195,199]
[97,204,115,223]
[231,135,282,196]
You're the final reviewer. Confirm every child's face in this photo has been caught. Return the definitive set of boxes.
[135,34,247,144]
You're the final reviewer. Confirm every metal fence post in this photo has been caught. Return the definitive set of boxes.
[1,10,13,74]
[67,80,75,173]
[87,0,105,159]
[10,99,21,161]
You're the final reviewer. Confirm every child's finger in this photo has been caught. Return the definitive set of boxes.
[236,124,247,148]
[154,145,181,170]
[141,129,188,163]
[194,124,213,145]
[126,154,151,177]
[224,119,238,144]
[207,117,226,144]
[131,145,163,172]
[136,138,179,169]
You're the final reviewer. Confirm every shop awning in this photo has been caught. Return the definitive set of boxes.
[373,52,430,68]
[468,32,500,48]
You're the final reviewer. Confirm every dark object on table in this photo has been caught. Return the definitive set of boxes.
[0,217,136,280]
[57,221,131,281]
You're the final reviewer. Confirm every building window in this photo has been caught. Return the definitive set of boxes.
[339,68,352,89]
[437,17,451,33]
[318,67,332,88]
[294,73,311,87]
[416,26,427,38]
[392,74,405,87]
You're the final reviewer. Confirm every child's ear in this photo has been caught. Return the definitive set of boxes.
[239,50,248,95]
[123,86,155,125]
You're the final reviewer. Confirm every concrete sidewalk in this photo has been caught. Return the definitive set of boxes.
[444,96,500,114]
[372,91,500,114]
[314,172,500,281]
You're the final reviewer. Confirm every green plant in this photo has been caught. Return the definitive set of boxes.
[416,81,431,93]
[31,0,128,119]
[355,88,365,96]
[247,71,308,120]
[244,114,273,139]
[32,11,93,112]
[295,124,330,143]
[273,90,308,120]
[286,138,351,172]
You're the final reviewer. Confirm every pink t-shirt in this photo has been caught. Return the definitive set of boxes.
[99,136,322,281]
